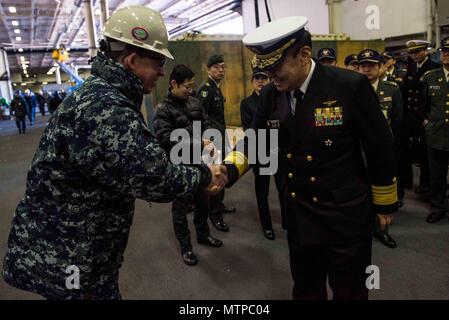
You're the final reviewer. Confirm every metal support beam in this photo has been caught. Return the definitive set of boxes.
[83,0,98,57]
[55,67,62,84]
[100,0,109,28]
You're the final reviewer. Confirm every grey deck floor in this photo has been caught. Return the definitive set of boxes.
[0,116,448,300]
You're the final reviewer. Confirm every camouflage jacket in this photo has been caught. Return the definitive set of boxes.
[2,53,210,298]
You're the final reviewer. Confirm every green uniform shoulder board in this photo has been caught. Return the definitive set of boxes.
[422,69,439,79]
[384,81,398,87]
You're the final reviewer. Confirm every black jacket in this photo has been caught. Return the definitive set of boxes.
[227,62,398,245]
[153,93,212,162]
[404,57,441,126]
[240,91,259,130]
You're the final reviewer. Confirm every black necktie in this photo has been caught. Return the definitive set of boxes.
[294,89,304,101]
[291,89,303,115]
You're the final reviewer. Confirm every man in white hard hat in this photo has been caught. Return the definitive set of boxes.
[2,5,227,300]
[223,16,398,300]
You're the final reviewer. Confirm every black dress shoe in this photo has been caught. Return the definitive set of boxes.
[373,231,397,248]
[198,236,223,247]
[212,221,229,232]
[263,229,275,240]
[426,211,446,223]
[182,251,198,266]
[223,206,236,213]
[415,186,430,194]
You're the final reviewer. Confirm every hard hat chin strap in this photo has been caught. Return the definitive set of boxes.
[99,38,127,53]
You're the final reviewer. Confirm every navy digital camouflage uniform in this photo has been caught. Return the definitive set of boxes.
[2,53,211,299]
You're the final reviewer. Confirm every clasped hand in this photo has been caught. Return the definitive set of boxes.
[206,164,228,196]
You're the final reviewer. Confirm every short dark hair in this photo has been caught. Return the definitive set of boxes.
[169,64,195,86]
[289,30,312,58]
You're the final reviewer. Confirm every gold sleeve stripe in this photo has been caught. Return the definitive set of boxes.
[224,151,249,178]
[372,182,398,206]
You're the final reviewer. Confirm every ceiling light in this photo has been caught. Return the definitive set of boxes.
[21,83,26,86]
[12,21,19,26]
[20,56,25,61]
[8,7,16,13]
[43,82,48,85]
[18,48,23,52]
[16,36,21,41]
[14,29,20,34]
[26,75,29,78]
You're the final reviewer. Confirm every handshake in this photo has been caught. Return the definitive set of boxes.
[202,139,228,195]
[206,164,228,195]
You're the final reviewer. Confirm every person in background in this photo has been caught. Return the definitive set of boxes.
[240,66,280,240]
[23,89,36,125]
[153,64,223,266]
[357,48,403,248]
[401,40,440,195]
[197,54,236,232]
[48,91,62,115]
[344,54,358,71]
[9,91,28,134]
[420,36,449,224]
[317,47,337,66]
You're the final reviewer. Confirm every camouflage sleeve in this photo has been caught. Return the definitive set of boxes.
[72,106,211,203]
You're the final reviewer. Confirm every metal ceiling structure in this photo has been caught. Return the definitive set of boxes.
[0,0,242,76]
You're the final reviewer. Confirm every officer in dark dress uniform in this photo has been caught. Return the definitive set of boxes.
[401,40,441,194]
[421,36,449,223]
[317,47,337,67]
[197,54,236,232]
[224,16,398,300]
[358,49,403,249]
[240,68,281,240]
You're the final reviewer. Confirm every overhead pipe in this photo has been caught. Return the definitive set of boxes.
[83,0,98,57]
[168,0,241,35]
[100,0,109,28]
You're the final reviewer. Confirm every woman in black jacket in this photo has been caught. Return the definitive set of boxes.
[153,65,223,266]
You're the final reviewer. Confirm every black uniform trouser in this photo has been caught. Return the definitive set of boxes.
[399,123,430,188]
[254,170,272,230]
[172,190,211,253]
[253,168,285,230]
[15,117,26,133]
[287,231,372,300]
[209,189,225,224]
[428,147,449,214]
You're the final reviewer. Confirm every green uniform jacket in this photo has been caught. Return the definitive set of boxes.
[422,67,449,151]
[376,80,403,142]
[2,53,210,299]
[196,77,226,132]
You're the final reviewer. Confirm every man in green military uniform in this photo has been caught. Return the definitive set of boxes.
[2,6,227,300]
[196,54,236,232]
[381,51,407,84]
[358,48,403,248]
[421,36,449,224]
